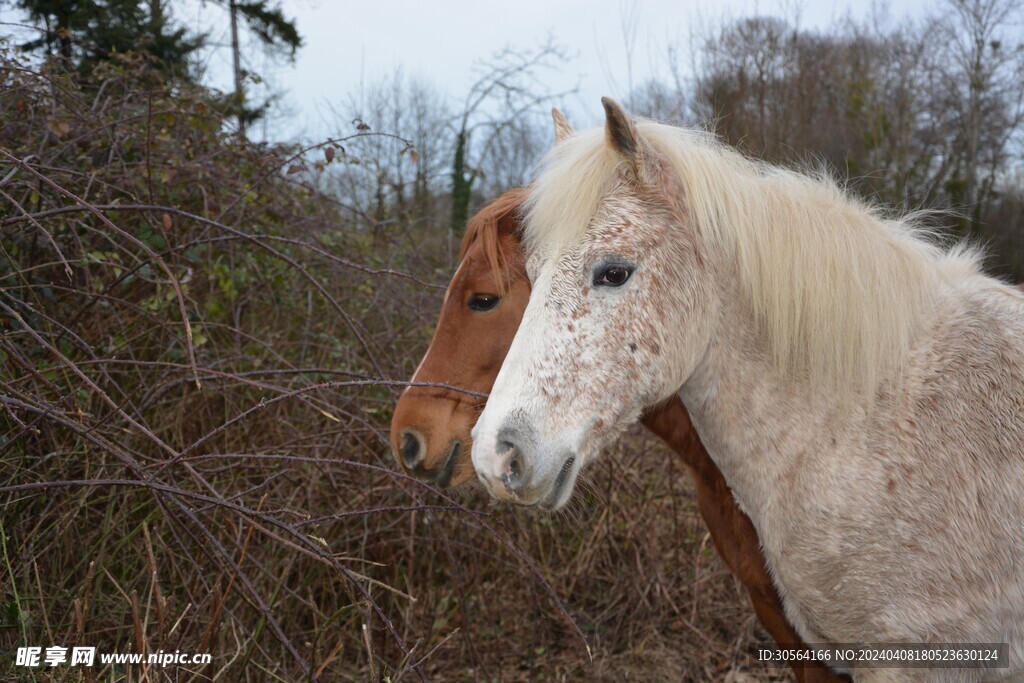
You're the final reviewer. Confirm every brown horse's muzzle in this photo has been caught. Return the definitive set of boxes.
[390,387,478,488]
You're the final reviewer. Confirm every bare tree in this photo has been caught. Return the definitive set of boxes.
[449,38,575,237]
[329,71,452,236]
[936,0,1024,229]
[476,116,548,197]
[625,78,689,125]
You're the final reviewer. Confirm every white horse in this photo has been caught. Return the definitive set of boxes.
[470,99,1024,681]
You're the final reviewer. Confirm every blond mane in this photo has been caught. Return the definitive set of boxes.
[457,187,528,296]
[525,122,984,396]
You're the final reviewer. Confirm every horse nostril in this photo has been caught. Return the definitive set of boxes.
[503,451,523,490]
[508,453,522,480]
[401,431,422,467]
[495,424,532,493]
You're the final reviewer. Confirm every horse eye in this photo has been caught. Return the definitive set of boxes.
[593,264,634,287]
[468,294,500,311]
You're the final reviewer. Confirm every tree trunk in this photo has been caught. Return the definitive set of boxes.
[55,5,72,62]
[229,0,245,136]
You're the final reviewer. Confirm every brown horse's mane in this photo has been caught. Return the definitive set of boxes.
[457,187,529,296]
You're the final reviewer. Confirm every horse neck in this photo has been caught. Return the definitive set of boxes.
[676,274,863,530]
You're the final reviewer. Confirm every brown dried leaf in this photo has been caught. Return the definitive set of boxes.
[162,213,173,230]
[47,119,71,138]
[324,147,335,163]
[287,165,302,175]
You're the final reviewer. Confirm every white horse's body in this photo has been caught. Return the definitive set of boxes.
[470,100,1024,681]
[684,270,1024,680]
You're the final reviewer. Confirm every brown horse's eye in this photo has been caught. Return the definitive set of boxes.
[468,294,500,311]
[593,264,634,287]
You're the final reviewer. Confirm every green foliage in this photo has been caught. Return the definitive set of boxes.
[13,0,202,79]
[450,129,473,236]
[234,0,302,59]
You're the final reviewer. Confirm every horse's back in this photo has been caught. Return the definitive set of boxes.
[901,278,1024,671]
[780,275,1024,666]
[869,276,1024,647]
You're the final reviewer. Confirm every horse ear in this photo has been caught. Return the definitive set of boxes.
[552,108,574,143]
[601,96,655,182]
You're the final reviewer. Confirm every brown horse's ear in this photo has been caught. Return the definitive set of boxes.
[601,96,656,183]
[552,107,574,143]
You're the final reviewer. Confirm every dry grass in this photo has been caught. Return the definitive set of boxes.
[0,49,791,681]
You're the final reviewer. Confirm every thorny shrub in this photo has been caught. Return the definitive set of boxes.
[0,47,791,681]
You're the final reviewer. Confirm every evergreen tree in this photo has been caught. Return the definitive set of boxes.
[215,0,302,135]
[13,0,201,78]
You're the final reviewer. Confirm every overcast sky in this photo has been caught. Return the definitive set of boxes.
[181,0,937,141]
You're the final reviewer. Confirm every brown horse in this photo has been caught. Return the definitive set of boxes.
[390,189,849,683]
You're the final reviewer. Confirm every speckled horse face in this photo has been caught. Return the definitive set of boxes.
[470,101,712,510]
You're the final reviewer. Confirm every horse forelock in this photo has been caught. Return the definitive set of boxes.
[524,128,620,257]
[457,187,529,297]
[526,118,988,399]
